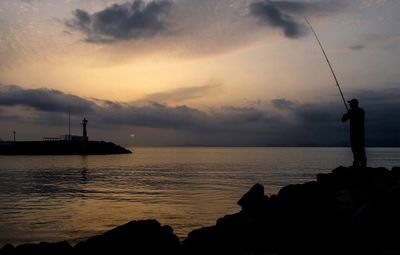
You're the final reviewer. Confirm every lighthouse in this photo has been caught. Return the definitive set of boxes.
[82,118,88,141]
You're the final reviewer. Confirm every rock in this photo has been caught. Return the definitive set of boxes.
[0,241,73,255]
[183,184,277,255]
[182,226,222,255]
[353,184,400,255]
[75,219,180,255]
[0,220,179,255]
[391,167,400,178]
[0,244,14,255]
[183,166,400,255]
[183,183,275,255]
[237,183,268,212]
[274,181,345,254]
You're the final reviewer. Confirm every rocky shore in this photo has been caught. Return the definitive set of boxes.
[1,166,399,255]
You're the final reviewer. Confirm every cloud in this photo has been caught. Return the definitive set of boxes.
[136,84,221,104]
[269,0,345,14]
[62,0,259,56]
[271,98,296,110]
[0,85,399,146]
[66,0,173,43]
[60,0,349,56]
[250,0,346,38]
[349,34,400,52]
[250,1,306,38]
[0,85,96,113]
[290,89,400,146]
[349,44,365,50]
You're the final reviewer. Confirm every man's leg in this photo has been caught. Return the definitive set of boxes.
[360,147,367,167]
[351,145,360,167]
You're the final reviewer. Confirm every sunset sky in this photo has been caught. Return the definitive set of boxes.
[0,0,399,146]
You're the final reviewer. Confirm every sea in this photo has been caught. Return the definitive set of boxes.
[1,147,400,246]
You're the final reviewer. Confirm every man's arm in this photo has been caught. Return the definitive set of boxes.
[342,111,350,122]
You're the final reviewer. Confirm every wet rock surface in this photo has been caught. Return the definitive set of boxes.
[2,166,400,255]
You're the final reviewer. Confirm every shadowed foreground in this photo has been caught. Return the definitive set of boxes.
[1,166,400,255]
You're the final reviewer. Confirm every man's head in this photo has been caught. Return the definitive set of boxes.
[348,98,359,109]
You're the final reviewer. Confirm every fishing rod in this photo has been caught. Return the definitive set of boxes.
[304,16,348,111]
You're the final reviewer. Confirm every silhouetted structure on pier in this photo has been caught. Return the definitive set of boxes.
[0,117,131,155]
[82,118,88,141]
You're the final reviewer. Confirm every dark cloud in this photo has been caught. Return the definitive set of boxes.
[270,0,345,14]
[250,0,345,38]
[0,85,96,113]
[290,90,400,147]
[136,84,221,104]
[101,103,210,130]
[349,44,365,50]
[250,1,305,38]
[66,0,173,43]
[0,85,399,147]
[271,98,296,110]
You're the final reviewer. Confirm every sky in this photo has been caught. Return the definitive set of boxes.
[0,0,399,146]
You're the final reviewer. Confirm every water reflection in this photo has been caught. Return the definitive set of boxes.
[79,156,89,184]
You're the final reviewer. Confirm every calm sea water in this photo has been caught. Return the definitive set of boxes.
[0,147,399,246]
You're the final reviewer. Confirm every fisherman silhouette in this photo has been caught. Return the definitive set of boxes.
[342,99,367,167]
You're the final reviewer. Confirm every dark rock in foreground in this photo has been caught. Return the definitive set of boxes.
[0,220,179,255]
[182,166,400,255]
[0,242,73,255]
[75,219,180,255]
[2,166,400,255]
